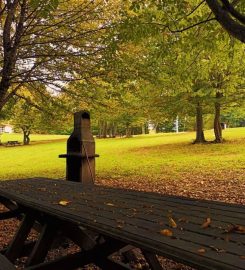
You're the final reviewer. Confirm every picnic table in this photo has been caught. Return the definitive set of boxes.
[0,178,244,270]
[5,141,21,146]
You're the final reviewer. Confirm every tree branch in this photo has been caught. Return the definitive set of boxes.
[220,0,245,24]
[168,17,216,33]
[205,0,245,42]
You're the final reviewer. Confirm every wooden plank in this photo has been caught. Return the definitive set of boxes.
[16,195,242,256]
[107,192,245,220]
[0,179,244,270]
[80,237,128,270]
[61,223,97,250]
[4,198,242,270]
[0,196,18,211]
[0,209,20,220]
[25,252,85,270]
[1,179,243,228]
[0,254,16,270]
[5,213,35,262]
[1,241,36,257]
[96,184,245,211]
[142,250,163,270]
[10,179,245,223]
[26,237,128,270]
[26,222,58,266]
[72,190,245,224]
[71,199,245,243]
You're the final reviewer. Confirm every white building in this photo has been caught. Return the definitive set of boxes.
[0,124,13,133]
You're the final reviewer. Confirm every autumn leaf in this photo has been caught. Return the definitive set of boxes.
[116,219,125,229]
[209,245,226,253]
[240,256,245,260]
[37,187,46,191]
[235,225,245,234]
[58,200,71,206]
[197,248,206,254]
[201,217,211,228]
[227,225,245,234]
[105,202,115,206]
[160,229,173,237]
[168,217,177,228]
[116,219,125,224]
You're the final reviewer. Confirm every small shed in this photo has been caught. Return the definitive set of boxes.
[0,123,13,133]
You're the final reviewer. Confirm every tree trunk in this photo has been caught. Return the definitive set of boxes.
[102,121,107,138]
[110,122,117,138]
[22,127,31,145]
[108,122,116,138]
[194,104,206,144]
[113,124,117,137]
[23,131,30,145]
[0,0,26,111]
[213,92,223,143]
[125,125,132,138]
[205,0,245,43]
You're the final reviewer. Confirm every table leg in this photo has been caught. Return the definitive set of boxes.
[5,213,35,262]
[26,222,57,267]
[142,250,164,270]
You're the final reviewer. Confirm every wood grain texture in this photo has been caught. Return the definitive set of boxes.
[0,178,244,270]
[0,254,16,270]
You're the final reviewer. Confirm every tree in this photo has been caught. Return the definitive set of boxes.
[205,0,245,43]
[0,0,115,111]
[11,100,39,144]
[121,0,244,44]
[116,0,245,141]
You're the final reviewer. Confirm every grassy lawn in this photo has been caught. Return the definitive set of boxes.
[0,133,68,143]
[0,128,244,182]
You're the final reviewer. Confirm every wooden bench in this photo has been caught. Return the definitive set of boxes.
[5,141,21,146]
[0,254,15,270]
[0,178,244,270]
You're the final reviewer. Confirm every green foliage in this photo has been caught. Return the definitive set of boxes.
[30,0,59,17]
[1,0,244,138]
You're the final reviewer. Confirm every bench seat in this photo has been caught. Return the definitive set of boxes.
[0,178,244,270]
[0,254,15,270]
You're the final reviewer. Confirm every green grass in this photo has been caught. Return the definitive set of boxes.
[0,128,244,182]
[0,133,68,143]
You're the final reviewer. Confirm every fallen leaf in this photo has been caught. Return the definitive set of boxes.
[217,249,226,253]
[226,225,245,234]
[197,248,206,254]
[209,246,226,253]
[160,229,173,237]
[201,217,211,228]
[240,256,245,260]
[116,219,125,224]
[235,225,245,234]
[105,202,115,206]
[117,224,124,229]
[168,217,177,228]
[134,263,143,269]
[58,200,71,206]
[37,187,46,191]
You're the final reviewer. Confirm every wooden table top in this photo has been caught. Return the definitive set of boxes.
[0,178,244,270]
